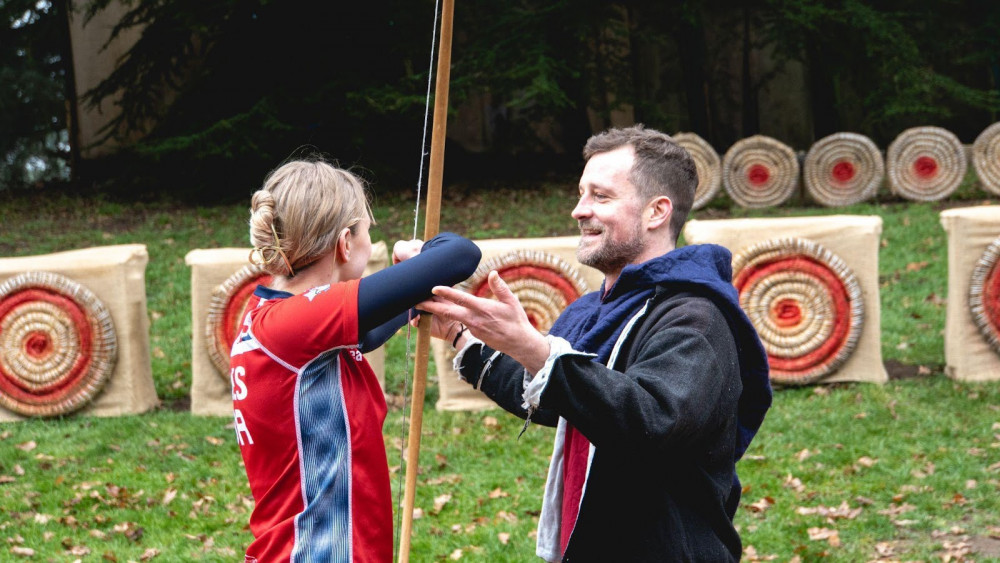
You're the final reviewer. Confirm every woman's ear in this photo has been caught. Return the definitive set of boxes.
[335,227,352,264]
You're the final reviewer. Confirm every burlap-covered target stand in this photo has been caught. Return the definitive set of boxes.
[887,126,967,202]
[674,132,722,210]
[683,216,887,385]
[185,241,390,416]
[940,206,1000,381]
[972,122,1000,197]
[722,135,800,209]
[434,237,603,411]
[0,245,157,421]
[804,132,884,207]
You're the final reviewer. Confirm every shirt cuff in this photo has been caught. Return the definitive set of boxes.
[452,334,484,382]
[521,335,593,410]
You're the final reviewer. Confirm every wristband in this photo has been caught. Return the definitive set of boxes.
[452,324,468,348]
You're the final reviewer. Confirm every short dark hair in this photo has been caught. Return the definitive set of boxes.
[583,124,697,241]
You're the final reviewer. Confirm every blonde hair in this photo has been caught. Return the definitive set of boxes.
[249,159,375,277]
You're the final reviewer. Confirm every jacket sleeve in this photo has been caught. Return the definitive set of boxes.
[453,341,562,428]
[538,295,742,454]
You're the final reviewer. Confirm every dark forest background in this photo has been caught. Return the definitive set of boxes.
[3,0,999,201]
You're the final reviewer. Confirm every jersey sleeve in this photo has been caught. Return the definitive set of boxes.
[251,279,361,368]
[356,231,481,334]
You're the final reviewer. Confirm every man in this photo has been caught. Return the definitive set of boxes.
[421,124,772,561]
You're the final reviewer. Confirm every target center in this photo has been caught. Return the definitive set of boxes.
[770,298,803,328]
[747,164,771,186]
[914,156,938,179]
[23,331,53,359]
[831,161,856,183]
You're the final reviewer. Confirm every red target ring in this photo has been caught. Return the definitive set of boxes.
[733,239,864,385]
[831,161,856,183]
[747,164,771,186]
[969,236,1000,356]
[0,272,117,417]
[206,265,273,377]
[460,250,590,333]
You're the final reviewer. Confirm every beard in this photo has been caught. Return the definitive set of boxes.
[576,220,644,274]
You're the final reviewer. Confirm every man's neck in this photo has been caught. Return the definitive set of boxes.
[600,241,677,298]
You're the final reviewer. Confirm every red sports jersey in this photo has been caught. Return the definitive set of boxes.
[230,280,391,562]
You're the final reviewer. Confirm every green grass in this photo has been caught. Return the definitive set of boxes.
[2,177,1000,560]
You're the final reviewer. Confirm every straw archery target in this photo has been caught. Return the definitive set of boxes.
[722,135,800,208]
[804,132,884,207]
[733,238,864,385]
[969,235,1000,356]
[0,272,118,417]
[674,132,721,210]
[972,122,1000,197]
[205,265,273,376]
[459,250,590,333]
[887,126,967,202]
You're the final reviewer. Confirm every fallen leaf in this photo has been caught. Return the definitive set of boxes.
[482,416,499,428]
[782,474,805,493]
[15,441,36,452]
[33,513,52,524]
[10,546,34,556]
[162,488,178,505]
[432,493,451,514]
[449,548,463,560]
[796,501,861,520]
[488,488,508,499]
[874,542,895,557]
[205,436,225,446]
[906,261,928,272]
[807,527,841,547]
[856,456,876,468]
[746,497,774,513]
[139,548,160,560]
[878,502,916,517]
[497,532,510,545]
[489,511,515,524]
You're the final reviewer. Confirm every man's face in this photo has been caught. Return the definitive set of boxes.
[572,146,645,275]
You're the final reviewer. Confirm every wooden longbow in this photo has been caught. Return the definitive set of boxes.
[397,0,455,561]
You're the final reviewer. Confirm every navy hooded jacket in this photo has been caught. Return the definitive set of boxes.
[456,243,772,561]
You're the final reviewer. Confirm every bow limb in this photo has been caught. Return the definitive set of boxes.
[398,0,454,560]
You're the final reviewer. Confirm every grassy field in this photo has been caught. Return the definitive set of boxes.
[2,178,1000,561]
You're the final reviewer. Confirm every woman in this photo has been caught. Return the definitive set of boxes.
[230,158,479,562]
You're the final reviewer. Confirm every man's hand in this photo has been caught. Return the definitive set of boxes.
[392,239,423,264]
[418,270,551,373]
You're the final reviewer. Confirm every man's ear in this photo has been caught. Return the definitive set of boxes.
[335,227,352,263]
[646,196,673,231]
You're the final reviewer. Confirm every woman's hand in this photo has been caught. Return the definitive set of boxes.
[392,239,423,264]
[409,312,465,345]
